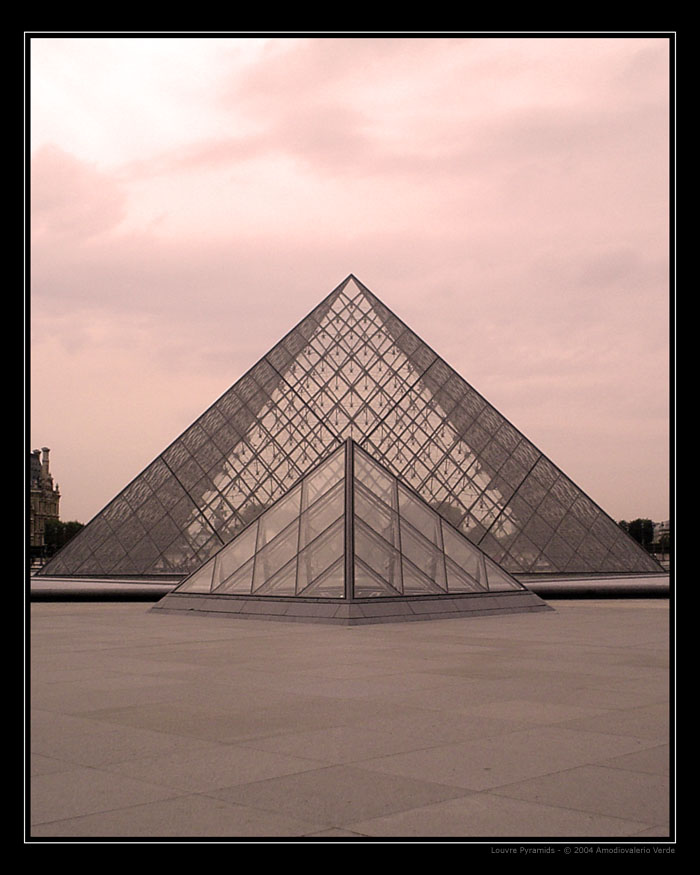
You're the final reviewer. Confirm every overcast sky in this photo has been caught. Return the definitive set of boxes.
[29,34,672,525]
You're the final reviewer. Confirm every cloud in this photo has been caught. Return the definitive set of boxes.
[29,37,671,523]
[31,145,128,239]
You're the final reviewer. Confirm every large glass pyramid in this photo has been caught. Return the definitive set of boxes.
[153,440,550,623]
[39,275,661,579]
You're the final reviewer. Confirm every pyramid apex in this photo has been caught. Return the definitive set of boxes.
[41,272,664,581]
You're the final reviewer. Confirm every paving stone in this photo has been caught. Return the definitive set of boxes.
[30,794,321,838]
[348,791,650,838]
[491,764,670,826]
[356,727,659,791]
[103,743,321,792]
[30,767,182,825]
[28,600,673,841]
[210,765,470,827]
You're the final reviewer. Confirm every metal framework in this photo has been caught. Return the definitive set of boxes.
[170,440,528,600]
[39,275,661,579]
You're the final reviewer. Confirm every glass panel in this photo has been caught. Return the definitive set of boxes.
[212,522,258,588]
[543,534,575,567]
[441,523,486,586]
[354,450,395,508]
[128,535,161,563]
[256,484,301,550]
[214,556,255,594]
[538,494,568,528]
[354,559,401,598]
[508,531,541,572]
[41,276,659,578]
[556,512,587,550]
[254,557,297,596]
[398,485,442,547]
[354,483,399,548]
[299,480,344,549]
[298,557,345,598]
[485,558,522,591]
[296,518,344,591]
[445,557,484,593]
[401,559,445,595]
[517,472,549,509]
[354,520,402,590]
[399,521,447,589]
[302,446,345,510]
[252,520,300,591]
[177,559,215,593]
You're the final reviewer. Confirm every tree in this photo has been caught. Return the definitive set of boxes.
[44,520,84,557]
[626,518,655,551]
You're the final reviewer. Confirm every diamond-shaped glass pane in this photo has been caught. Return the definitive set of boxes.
[41,276,660,579]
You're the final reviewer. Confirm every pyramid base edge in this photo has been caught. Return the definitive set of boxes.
[150,590,553,625]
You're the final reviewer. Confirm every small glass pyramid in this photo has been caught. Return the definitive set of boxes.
[40,275,662,579]
[169,440,528,601]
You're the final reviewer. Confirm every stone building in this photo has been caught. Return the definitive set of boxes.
[29,447,60,556]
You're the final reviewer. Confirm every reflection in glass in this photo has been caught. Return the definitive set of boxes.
[485,559,522,591]
[177,560,214,593]
[256,485,301,550]
[214,556,255,594]
[401,560,444,595]
[355,452,395,508]
[299,480,344,549]
[354,484,399,549]
[445,557,484,593]
[298,558,344,597]
[355,520,401,591]
[255,558,297,596]
[441,524,486,587]
[398,485,442,547]
[302,446,345,509]
[213,523,258,589]
[354,559,400,597]
[399,522,447,590]
[252,520,299,591]
[297,519,344,592]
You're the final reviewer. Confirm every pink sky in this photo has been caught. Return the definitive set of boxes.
[29,35,672,525]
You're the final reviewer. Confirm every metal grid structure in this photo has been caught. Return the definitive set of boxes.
[173,440,526,600]
[39,275,661,578]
